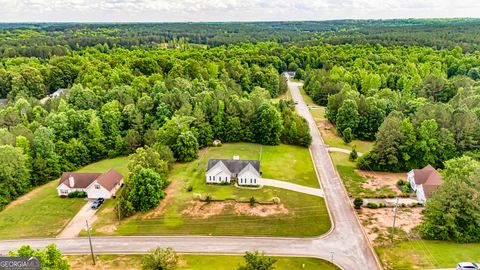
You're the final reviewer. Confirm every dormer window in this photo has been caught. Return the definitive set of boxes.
[95,184,101,189]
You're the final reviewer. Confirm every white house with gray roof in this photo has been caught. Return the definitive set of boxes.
[206,155,261,186]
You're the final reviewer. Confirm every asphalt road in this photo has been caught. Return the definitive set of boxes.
[0,79,381,270]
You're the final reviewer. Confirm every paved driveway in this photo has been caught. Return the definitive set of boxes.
[56,200,97,238]
[258,178,324,197]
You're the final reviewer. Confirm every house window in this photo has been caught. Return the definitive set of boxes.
[61,189,68,195]
[209,176,211,181]
[95,184,101,189]
[213,176,215,181]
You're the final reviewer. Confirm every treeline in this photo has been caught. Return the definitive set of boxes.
[0,43,313,210]
[4,19,480,58]
[300,44,480,171]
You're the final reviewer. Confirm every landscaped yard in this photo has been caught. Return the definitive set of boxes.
[376,240,480,270]
[68,254,340,270]
[0,180,86,239]
[87,143,331,237]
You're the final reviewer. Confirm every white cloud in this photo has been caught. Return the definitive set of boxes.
[0,0,479,22]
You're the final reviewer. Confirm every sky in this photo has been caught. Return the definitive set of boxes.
[0,0,479,22]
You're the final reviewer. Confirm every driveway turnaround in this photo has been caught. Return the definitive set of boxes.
[56,201,96,238]
[258,178,324,197]
[0,79,381,270]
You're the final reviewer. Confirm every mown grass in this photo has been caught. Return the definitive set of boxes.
[299,86,316,107]
[88,143,330,237]
[376,240,480,269]
[0,181,86,239]
[68,254,340,270]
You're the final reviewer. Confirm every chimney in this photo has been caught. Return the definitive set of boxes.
[68,175,75,187]
[233,155,240,160]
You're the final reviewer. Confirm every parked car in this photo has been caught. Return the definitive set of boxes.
[91,198,105,209]
[457,262,479,270]
[294,101,299,105]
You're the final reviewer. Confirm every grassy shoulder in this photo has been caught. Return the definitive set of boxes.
[68,254,339,270]
[87,143,330,237]
[311,106,374,153]
[376,240,480,270]
[0,180,85,239]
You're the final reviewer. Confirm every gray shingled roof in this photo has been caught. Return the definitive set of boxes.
[207,159,260,174]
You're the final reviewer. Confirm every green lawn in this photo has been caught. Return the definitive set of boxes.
[376,240,480,270]
[330,152,396,198]
[77,156,129,176]
[87,143,330,237]
[299,86,316,107]
[312,106,374,153]
[0,181,85,239]
[68,254,339,270]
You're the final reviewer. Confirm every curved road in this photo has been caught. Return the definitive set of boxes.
[0,80,381,270]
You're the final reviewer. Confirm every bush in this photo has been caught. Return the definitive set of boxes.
[272,197,281,204]
[186,184,193,192]
[342,127,353,143]
[402,184,410,193]
[366,202,379,209]
[353,198,363,209]
[142,247,179,270]
[396,179,405,186]
[249,196,256,206]
[67,191,87,198]
[349,146,358,161]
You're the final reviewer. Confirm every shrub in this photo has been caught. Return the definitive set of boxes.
[272,197,281,204]
[67,191,87,198]
[396,179,405,186]
[186,184,193,192]
[353,198,363,209]
[342,127,353,143]
[400,192,410,198]
[142,247,179,270]
[249,196,256,206]
[402,184,410,193]
[366,202,379,209]
[349,146,358,161]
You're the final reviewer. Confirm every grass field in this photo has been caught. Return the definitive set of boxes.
[0,181,86,239]
[87,143,330,237]
[330,152,396,198]
[299,86,316,107]
[376,240,480,269]
[68,254,340,270]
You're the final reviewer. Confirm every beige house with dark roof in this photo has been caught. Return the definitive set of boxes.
[407,165,443,203]
[56,169,123,199]
[206,155,261,186]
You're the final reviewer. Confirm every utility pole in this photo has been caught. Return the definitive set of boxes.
[86,220,96,265]
[391,197,399,244]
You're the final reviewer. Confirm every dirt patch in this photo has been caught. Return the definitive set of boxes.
[181,200,290,218]
[356,170,406,195]
[234,203,289,217]
[358,207,423,245]
[181,200,226,218]
[143,181,178,219]
[4,186,44,211]
[96,224,117,234]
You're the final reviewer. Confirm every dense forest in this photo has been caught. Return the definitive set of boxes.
[3,19,480,58]
[0,43,315,209]
[0,21,479,238]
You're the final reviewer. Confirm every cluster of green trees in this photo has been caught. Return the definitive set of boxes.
[419,156,480,243]
[3,19,480,59]
[300,44,479,171]
[9,244,69,270]
[0,42,312,210]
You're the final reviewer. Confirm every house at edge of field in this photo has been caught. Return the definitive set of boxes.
[206,155,261,186]
[56,169,123,199]
[407,165,443,203]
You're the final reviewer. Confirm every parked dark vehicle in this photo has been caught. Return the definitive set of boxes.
[91,198,105,209]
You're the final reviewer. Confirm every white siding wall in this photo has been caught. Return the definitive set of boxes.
[416,185,427,203]
[407,170,417,191]
[237,170,259,186]
[86,182,112,199]
[206,172,231,183]
[56,183,71,196]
